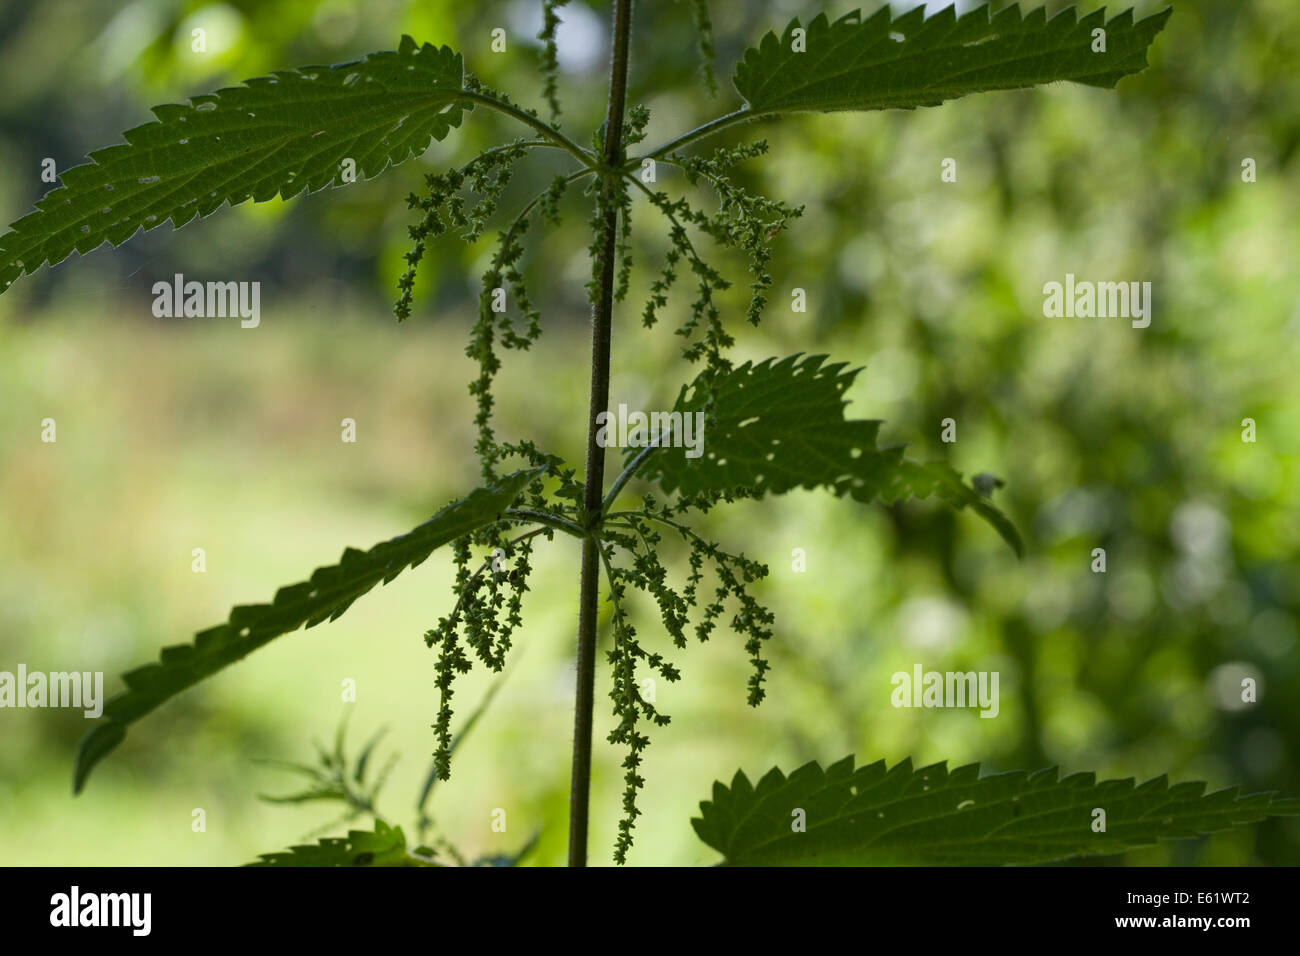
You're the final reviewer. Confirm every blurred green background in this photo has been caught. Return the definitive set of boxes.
[1,0,1298,866]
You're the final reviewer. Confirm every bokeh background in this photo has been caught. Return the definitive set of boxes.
[1,0,1298,866]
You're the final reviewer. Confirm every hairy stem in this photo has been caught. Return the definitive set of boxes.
[569,0,634,868]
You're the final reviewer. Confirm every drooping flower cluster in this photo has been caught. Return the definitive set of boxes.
[394,69,792,864]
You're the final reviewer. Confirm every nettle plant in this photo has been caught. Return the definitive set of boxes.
[5,1,1297,866]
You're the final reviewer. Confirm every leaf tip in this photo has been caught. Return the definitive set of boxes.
[72,722,127,795]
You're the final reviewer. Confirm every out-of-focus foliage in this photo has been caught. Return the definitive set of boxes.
[1,0,1298,866]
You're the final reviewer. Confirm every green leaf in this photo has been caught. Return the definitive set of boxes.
[733,4,1171,116]
[246,821,436,867]
[630,353,1022,555]
[1,36,468,294]
[353,725,389,785]
[256,786,349,806]
[73,468,539,794]
[694,755,1300,866]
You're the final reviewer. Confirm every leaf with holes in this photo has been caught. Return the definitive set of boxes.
[629,354,1022,555]
[733,4,1171,116]
[246,821,436,867]
[694,755,1300,866]
[73,468,540,794]
[0,36,468,294]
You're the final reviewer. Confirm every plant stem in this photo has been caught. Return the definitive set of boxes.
[458,90,596,167]
[569,0,634,868]
[636,107,755,162]
[601,438,663,513]
[503,508,586,538]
